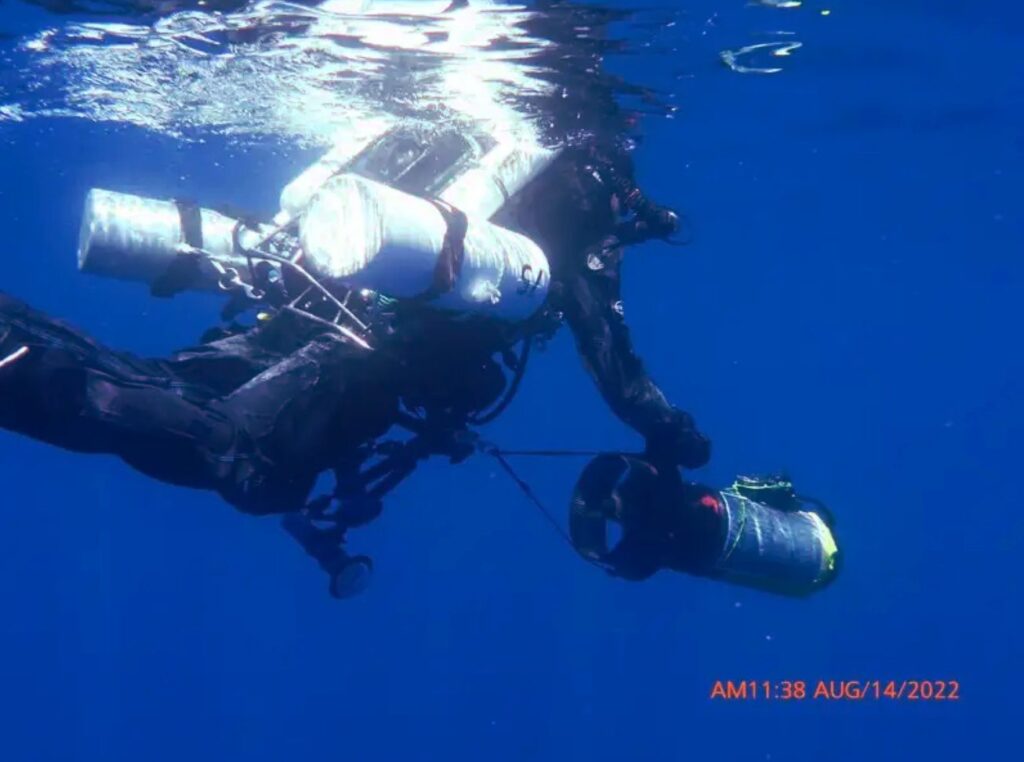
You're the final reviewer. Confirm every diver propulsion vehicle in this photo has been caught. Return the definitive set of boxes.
[570,455,840,597]
[78,120,559,330]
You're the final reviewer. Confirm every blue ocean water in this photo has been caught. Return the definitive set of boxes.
[0,1,1021,760]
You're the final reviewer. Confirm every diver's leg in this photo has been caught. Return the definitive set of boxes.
[160,315,401,512]
[0,293,397,514]
[214,332,400,498]
[0,292,250,488]
[162,317,306,397]
[160,308,354,396]
[0,293,308,511]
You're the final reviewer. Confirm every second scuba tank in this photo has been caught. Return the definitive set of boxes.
[279,122,559,223]
[78,188,272,291]
[299,173,550,321]
[276,116,393,224]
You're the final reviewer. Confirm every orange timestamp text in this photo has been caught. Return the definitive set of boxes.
[710,680,961,702]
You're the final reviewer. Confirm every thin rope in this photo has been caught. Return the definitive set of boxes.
[489,451,577,550]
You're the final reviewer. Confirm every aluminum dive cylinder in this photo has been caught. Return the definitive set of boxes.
[278,124,559,222]
[439,138,558,220]
[78,188,272,291]
[299,173,550,321]
[276,117,391,224]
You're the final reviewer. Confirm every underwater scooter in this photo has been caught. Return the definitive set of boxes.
[569,454,839,597]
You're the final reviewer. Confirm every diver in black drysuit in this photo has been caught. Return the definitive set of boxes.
[0,145,710,517]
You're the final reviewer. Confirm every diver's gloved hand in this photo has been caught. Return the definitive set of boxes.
[647,208,679,239]
[614,206,680,246]
[644,408,711,469]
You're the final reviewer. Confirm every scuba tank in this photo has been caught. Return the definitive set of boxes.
[300,173,549,321]
[569,455,840,597]
[276,115,395,224]
[278,122,558,222]
[78,189,276,292]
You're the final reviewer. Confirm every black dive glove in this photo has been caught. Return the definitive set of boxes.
[644,408,711,470]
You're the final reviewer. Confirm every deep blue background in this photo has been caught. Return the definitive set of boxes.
[1,1,1021,759]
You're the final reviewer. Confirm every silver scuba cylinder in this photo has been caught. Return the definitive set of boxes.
[78,189,272,290]
[283,1,559,222]
[276,117,392,225]
[439,138,558,221]
[300,173,550,321]
[278,124,559,223]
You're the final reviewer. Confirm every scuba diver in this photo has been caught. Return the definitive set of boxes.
[0,126,841,600]
[0,0,837,599]
[0,121,723,596]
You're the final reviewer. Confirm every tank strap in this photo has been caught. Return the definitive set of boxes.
[416,199,468,301]
[150,199,206,298]
[175,198,205,250]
